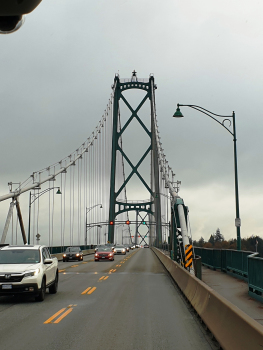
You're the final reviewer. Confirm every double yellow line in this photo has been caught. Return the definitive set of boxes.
[81,287,97,295]
[44,304,77,324]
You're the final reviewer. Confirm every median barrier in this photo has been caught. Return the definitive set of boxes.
[152,247,263,350]
[52,249,95,261]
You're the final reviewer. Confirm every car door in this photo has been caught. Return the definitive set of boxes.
[45,248,56,282]
[42,248,53,285]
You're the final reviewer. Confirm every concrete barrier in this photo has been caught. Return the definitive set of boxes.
[52,249,95,261]
[152,247,263,350]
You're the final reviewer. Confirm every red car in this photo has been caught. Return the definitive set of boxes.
[94,247,114,261]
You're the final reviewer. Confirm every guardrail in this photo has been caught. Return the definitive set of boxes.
[48,244,95,254]
[194,247,263,304]
[194,247,256,280]
[152,247,263,350]
[248,253,263,303]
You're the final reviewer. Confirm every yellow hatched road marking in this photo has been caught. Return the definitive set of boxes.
[104,276,109,280]
[71,265,78,268]
[58,269,65,273]
[82,262,88,264]
[112,269,116,272]
[99,276,105,280]
[87,287,96,295]
[81,287,91,295]
[53,308,73,323]
[44,308,66,324]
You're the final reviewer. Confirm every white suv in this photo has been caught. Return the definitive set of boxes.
[0,245,58,301]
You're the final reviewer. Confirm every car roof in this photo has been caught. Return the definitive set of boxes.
[0,245,44,250]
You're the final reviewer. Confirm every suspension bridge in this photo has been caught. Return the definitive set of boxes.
[0,72,262,350]
[0,71,193,268]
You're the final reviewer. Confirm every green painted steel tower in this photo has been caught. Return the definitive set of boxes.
[108,72,162,246]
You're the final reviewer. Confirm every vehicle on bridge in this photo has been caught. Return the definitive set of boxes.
[0,245,58,302]
[94,247,114,261]
[123,244,130,252]
[113,245,126,255]
[63,247,83,262]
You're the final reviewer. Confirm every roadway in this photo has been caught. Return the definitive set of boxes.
[0,248,217,350]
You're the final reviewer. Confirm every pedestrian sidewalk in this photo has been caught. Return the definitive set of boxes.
[202,266,263,326]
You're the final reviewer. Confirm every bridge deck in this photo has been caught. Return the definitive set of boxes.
[0,249,217,349]
[202,265,263,326]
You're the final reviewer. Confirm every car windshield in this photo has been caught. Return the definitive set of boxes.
[98,247,112,252]
[0,249,40,264]
[66,247,80,252]
[116,245,125,248]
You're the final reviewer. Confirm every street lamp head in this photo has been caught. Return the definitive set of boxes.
[56,188,62,195]
[173,105,184,118]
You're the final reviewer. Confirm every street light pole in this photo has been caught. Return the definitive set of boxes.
[85,204,103,246]
[173,104,241,250]
[28,187,61,245]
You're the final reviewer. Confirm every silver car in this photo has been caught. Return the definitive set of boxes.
[113,245,126,255]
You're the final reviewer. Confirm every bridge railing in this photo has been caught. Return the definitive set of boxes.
[49,245,95,254]
[248,253,263,303]
[195,247,263,303]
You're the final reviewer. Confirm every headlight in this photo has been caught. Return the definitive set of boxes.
[122,249,125,252]
[63,254,66,257]
[76,253,80,256]
[95,253,98,257]
[24,268,40,278]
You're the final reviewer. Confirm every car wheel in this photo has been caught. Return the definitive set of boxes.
[63,259,65,262]
[35,278,46,302]
[49,272,58,294]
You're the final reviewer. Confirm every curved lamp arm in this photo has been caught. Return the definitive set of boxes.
[175,104,235,138]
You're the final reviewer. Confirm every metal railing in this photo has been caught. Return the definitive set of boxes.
[195,247,263,303]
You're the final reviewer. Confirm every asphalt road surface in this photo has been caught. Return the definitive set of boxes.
[0,248,216,350]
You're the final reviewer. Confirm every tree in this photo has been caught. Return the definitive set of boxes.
[214,228,224,242]
[198,236,205,247]
[208,234,215,245]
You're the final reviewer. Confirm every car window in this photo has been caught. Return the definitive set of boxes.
[44,247,51,259]
[0,249,40,264]
[42,248,48,261]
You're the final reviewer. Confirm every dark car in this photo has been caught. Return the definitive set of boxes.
[144,244,149,248]
[94,247,114,261]
[63,247,83,262]
[123,244,130,252]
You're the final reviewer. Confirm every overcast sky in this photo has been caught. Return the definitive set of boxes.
[1,0,263,244]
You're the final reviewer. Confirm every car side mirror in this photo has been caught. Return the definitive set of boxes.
[44,258,53,264]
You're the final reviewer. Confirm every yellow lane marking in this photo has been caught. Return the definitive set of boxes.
[58,269,65,273]
[104,276,109,280]
[81,287,91,295]
[53,308,73,324]
[71,265,78,268]
[82,262,88,264]
[87,287,96,295]
[99,276,105,280]
[111,269,116,272]
[44,308,66,324]
[44,305,77,324]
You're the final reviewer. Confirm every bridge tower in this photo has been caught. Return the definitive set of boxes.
[108,72,162,246]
